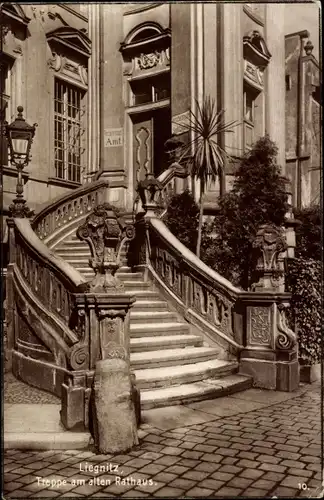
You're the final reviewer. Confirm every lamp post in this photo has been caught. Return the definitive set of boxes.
[6,106,37,217]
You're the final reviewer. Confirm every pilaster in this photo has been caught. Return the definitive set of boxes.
[87,4,100,177]
[264,3,286,171]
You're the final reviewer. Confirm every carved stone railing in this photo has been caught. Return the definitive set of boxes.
[31,179,109,247]
[158,163,189,200]
[157,162,189,208]
[5,217,90,403]
[144,217,243,353]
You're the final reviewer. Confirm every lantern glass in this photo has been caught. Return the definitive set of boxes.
[11,137,29,157]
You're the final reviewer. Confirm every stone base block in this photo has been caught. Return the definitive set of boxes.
[130,373,141,427]
[300,363,321,384]
[276,360,299,391]
[61,384,88,432]
[239,356,300,392]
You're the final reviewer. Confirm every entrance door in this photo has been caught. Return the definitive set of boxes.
[132,107,171,190]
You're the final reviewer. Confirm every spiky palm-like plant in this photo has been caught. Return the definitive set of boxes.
[176,96,238,258]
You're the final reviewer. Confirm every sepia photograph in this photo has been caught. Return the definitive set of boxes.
[1,1,322,498]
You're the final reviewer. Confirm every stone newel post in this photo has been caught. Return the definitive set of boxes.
[61,204,140,452]
[239,224,299,391]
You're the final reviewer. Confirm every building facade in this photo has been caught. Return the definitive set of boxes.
[1,2,288,216]
[285,30,321,208]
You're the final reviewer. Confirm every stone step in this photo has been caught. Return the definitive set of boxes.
[130,334,203,352]
[140,374,253,410]
[120,281,151,290]
[130,346,219,369]
[68,234,130,247]
[130,322,189,337]
[124,290,160,300]
[130,310,180,324]
[133,299,168,311]
[73,268,134,278]
[55,247,91,255]
[134,359,239,389]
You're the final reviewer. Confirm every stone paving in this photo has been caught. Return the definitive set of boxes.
[3,383,322,499]
[4,373,60,404]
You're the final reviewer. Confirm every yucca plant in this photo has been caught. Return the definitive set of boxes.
[175,96,238,258]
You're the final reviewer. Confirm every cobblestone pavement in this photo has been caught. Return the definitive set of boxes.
[4,373,60,404]
[3,385,322,498]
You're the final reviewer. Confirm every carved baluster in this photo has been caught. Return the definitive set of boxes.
[67,203,72,221]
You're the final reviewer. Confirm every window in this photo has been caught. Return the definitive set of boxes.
[244,88,255,123]
[243,85,258,150]
[130,73,170,106]
[286,74,292,91]
[54,79,85,183]
[1,59,13,166]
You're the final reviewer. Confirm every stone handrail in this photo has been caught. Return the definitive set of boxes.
[13,218,86,326]
[32,179,109,245]
[157,163,189,206]
[146,216,243,350]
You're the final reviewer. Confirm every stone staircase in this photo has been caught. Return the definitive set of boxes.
[54,233,252,409]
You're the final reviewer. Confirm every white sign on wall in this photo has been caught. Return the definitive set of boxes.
[104,128,123,147]
[172,111,190,135]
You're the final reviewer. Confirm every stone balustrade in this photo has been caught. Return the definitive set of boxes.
[148,218,242,353]
[134,172,299,392]
[5,216,89,397]
[32,180,109,245]
[157,162,189,207]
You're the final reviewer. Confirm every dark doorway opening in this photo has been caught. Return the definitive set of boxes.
[153,107,171,177]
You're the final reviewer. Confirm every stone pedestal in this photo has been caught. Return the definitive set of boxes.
[92,358,139,454]
[239,294,299,392]
[239,224,299,392]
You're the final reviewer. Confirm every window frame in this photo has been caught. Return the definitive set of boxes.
[243,83,259,151]
[54,78,86,184]
[129,72,171,107]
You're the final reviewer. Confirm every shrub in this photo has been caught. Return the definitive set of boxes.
[164,190,199,253]
[286,258,321,364]
[202,136,288,288]
[294,204,322,261]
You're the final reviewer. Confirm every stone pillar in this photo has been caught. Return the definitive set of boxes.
[61,203,140,449]
[264,3,286,170]
[239,224,299,391]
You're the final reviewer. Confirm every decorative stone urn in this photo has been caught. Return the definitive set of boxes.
[76,203,135,292]
[137,173,163,217]
[61,204,140,449]
[164,135,185,166]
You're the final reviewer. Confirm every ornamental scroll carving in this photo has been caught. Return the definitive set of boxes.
[251,224,287,291]
[47,52,88,87]
[137,51,161,70]
[275,304,297,350]
[250,306,271,345]
[244,60,264,87]
[76,203,135,293]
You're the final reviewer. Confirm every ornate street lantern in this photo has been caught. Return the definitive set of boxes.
[6,106,37,217]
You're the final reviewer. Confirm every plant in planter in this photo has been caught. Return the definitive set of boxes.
[286,257,321,383]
